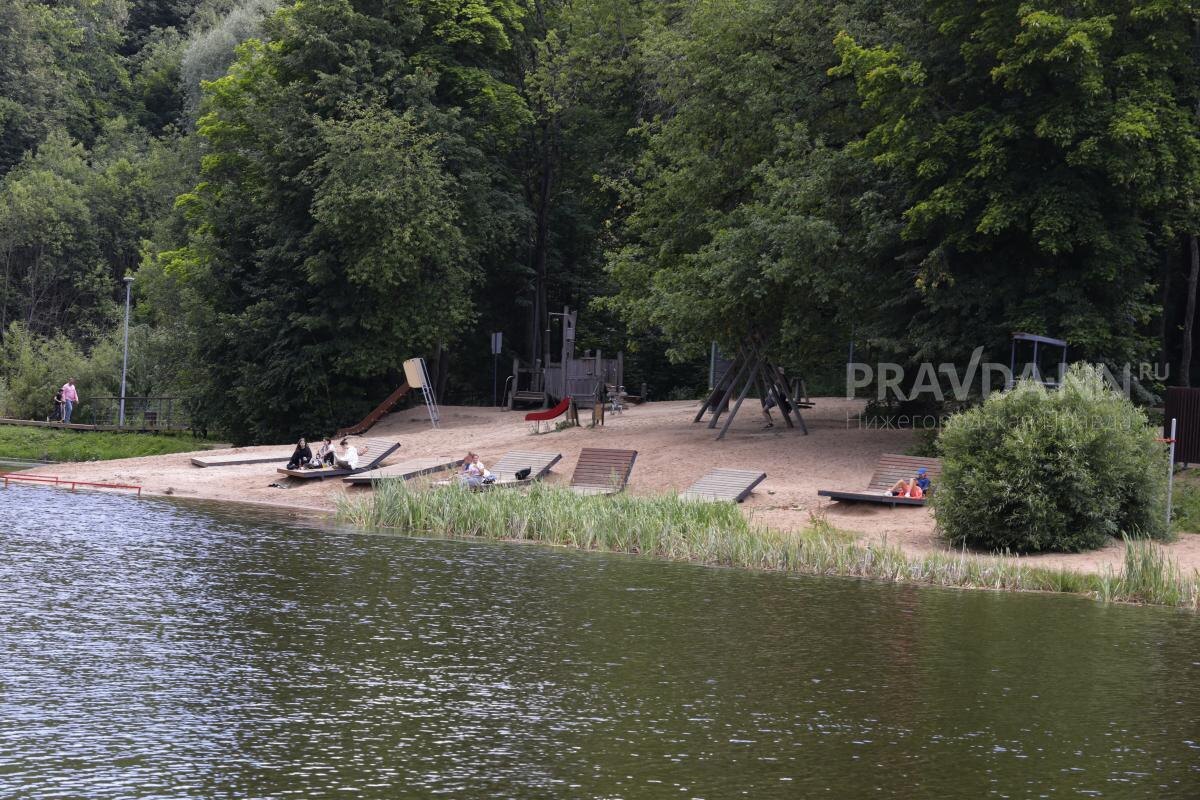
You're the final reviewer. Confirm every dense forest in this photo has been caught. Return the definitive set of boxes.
[2,0,1198,442]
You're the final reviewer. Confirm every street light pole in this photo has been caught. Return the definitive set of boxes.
[119,275,134,428]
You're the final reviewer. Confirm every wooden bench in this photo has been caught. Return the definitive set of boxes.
[278,438,401,480]
[682,468,767,503]
[569,448,638,496]
[818,454,942,507]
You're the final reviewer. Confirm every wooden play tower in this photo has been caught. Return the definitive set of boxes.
[506,306,623,410]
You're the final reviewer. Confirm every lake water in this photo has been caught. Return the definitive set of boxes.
[1,486,1198,798]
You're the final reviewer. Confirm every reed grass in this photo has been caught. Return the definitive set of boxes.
[337,483,1200,610]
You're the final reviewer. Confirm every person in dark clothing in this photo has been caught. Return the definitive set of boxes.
[286,438,313,470]
[49,388,64,422]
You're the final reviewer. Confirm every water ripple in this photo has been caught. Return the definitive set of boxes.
[1,485,1198,798]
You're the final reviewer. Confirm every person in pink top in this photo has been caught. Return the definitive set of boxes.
[61,379,78,423]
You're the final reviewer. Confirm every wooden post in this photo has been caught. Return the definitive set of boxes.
[695,347,745,422]
[779,362,809,434]
[756,361,794,429]
[707,351,753,429]
[717,355,758,440]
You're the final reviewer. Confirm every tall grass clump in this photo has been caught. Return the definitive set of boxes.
[1115,537,1198,608]
[338,482,1199,609]
[934,364,1169,553]
[341,481,800,566]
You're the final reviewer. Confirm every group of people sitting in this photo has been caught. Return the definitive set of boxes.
[458,451,495,488]
[286,437,369,471]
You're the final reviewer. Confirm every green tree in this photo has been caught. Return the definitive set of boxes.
[163,0,532,441]
[603,0,905,379]
[833,0,1200,365]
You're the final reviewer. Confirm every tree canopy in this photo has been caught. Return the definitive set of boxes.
[2,0,1200,439]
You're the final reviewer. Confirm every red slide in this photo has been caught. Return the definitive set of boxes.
[524,397,571,422]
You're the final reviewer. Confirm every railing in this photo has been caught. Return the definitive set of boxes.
[2,473,142,495]
[77,396,191,431]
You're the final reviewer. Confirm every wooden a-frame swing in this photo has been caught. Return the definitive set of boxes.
[694,339,809,440]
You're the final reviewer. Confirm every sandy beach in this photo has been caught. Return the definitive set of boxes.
[25,397,1200,576]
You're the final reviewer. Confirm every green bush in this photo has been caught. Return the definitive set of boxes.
[933,364,1169,553]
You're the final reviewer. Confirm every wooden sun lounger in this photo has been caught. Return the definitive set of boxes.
[277,438,401,480]
[569,448,638,496]
[818,454,942,507]
[488,450,563,486]
[191,449,293,468]
[433,450,563,489]
[682,468,767,503]
[343,456,463,485]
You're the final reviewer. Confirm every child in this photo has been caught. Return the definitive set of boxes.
[49,388,64,422]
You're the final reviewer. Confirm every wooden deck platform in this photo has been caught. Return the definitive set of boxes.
[343,457,463,485]
[682,468,767,503]
[278,439,401,480]
[818,454,942,507]
[491,450,562,482]
[191,449,292,468]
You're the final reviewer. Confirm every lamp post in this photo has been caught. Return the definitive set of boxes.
[119,275,133,427]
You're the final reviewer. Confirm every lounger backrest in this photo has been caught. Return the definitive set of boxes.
[356,438,401,469]
[490,450,562,482]
[682,468,766,503]
[570,448,638,491]
[865,454,942,493]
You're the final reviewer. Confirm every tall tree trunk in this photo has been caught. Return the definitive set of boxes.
[528,120,554,366]
[1181,235,1199,386]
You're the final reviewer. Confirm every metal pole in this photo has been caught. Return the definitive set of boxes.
[119,276,133,427]
[1167,417,1178,529]
[493,353,498,407]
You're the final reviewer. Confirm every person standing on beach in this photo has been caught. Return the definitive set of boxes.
[61,379,78,423]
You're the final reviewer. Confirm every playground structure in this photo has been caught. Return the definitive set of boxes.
[337,383,411,437]
[696,338,809,440]
[1007,332,1068,389]
[506,307,623,410]
[336,357,440,437]
[525,397,573,432]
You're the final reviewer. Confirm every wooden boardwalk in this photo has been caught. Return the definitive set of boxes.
[0,417,181,434]
[682,468,766,503]
[343,456,463,485]
[569,448,638,496]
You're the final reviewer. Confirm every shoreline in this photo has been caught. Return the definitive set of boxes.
[336,482,1199,610]
[9,456,1196,610]
[9,398,1199,606]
